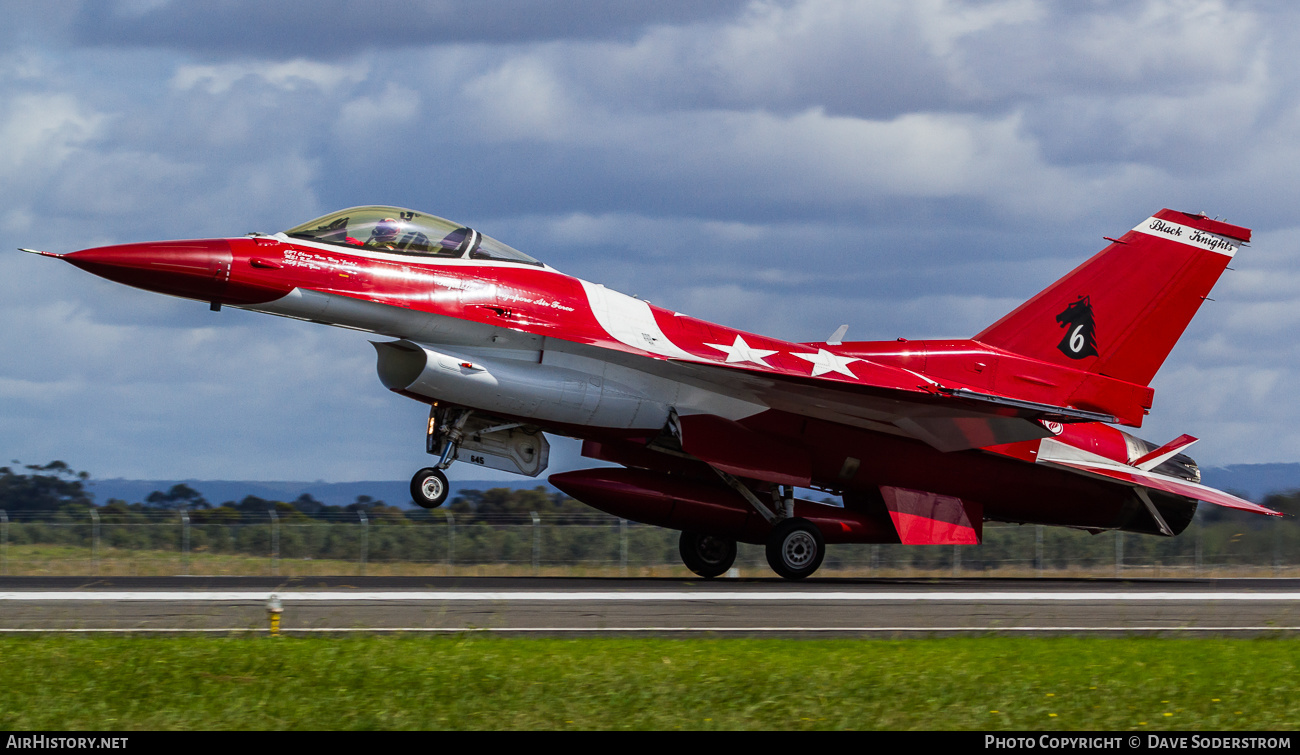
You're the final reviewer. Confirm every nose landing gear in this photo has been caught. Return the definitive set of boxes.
[410,467,450,509]
[409,404,472,509]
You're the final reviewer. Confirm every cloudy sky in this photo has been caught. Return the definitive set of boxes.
[3,0,1299,485]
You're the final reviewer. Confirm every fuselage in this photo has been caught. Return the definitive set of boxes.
[52,211,1206,537]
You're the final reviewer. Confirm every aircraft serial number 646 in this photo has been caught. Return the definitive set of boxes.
[25,205,1279,579]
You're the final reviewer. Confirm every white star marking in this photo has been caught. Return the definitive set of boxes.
[705,335,779,367]
[792,349,860,378]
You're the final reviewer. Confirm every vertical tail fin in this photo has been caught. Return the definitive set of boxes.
[974,210,1249,387]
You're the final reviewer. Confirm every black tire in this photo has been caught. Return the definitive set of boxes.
[679,531,737,578]
[765,518,824,580]
[410,467,450,509]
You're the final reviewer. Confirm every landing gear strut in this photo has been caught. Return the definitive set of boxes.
[710,467,824,580]
[427,404,473,467]
[679,531,737,578]
[409,404,472,509]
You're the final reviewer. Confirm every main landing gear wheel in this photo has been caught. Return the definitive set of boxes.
[410,467,450,509]
[765,517,825,580]
[679,531,737,579]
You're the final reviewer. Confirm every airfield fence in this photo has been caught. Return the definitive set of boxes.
[1,509,1297,578]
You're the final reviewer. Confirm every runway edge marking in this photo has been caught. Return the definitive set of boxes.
[4,591,1300,602]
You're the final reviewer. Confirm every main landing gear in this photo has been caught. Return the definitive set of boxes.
[676,519,826,580]
[764,518,825,580]
[690,469,827,580]
[679,531,737,578]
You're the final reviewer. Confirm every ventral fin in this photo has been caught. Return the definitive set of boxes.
[880,486,982,544]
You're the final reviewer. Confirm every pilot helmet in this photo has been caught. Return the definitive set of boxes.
[370,217,402,244]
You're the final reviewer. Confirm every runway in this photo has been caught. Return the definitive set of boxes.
[2,577,1299,636]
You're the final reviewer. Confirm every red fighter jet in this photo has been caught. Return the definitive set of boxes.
[24,206,1281,579]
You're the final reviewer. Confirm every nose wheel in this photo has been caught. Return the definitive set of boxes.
[411,467,450,509]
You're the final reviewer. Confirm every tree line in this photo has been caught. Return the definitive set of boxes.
[5,459,1297,522]
[0,460,598,522]
[1,460,1298,571]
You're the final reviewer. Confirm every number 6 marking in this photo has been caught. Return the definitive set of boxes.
[1070,324,1085,353]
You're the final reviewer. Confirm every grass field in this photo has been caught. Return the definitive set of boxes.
[1,635,1297,730]
[4,543,1295,579]
[0,543,695,578]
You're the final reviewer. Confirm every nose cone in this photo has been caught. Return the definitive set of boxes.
[64,240,233,303]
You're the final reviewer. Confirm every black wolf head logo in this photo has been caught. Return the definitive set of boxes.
[1055,295,1099,360]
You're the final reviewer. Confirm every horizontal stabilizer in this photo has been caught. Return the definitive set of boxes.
[1036,439,1279,517]
[880,486,983,544]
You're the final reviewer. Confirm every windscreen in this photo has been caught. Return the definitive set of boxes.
[471,234,540,264]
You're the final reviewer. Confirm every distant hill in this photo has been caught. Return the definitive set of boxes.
[1200,464,1300,501]
[86,478,555,509]
[84,463,1300,510]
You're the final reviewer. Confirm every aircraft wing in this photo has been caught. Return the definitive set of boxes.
[556,280,1116,451]
[552,334,1081,453]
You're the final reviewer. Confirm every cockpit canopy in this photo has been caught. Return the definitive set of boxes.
[283,206,541,266]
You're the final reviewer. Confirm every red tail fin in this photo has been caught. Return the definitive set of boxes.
[974,210,1249,387]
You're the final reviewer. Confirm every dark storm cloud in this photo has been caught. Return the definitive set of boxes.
[70,0,752,58]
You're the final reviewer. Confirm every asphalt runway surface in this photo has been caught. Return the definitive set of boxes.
[3,576,1299,636]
